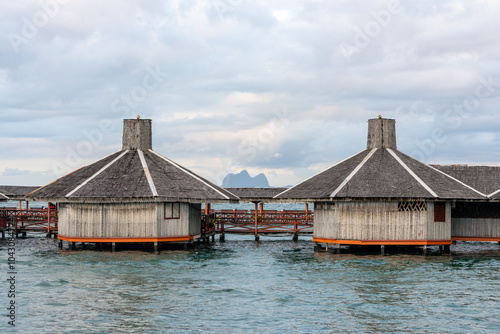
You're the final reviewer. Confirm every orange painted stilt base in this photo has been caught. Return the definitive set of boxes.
[452,237,500,242]
[58,235,194,243]
[313,237,451,246]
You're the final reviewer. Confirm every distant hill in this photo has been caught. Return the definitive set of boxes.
[221,170,270,188]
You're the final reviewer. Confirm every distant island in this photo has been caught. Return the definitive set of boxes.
[221,170,270,188]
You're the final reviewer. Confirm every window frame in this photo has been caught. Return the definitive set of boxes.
[434,202,446,222]
[164,202,180,220]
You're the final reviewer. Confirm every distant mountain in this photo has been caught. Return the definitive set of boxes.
[221,170,270,188]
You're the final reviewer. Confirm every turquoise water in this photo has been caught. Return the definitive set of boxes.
[2,235,500,333]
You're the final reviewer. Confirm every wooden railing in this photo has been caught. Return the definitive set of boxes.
[0,208,58,235]
[209,210,313,237]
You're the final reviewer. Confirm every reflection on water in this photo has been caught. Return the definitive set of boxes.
[1,235,500,333]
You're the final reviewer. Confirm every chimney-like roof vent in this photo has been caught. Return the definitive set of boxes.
[122,118,152,150]
[367,117,397,149]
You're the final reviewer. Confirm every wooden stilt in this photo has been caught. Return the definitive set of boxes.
[220,233,225,242]
[47,203,51,236]
[112,242,116,252]
[292,233,298,242]
[423,245,428,256]
[381,245,385,256]
[71,242,75,250]
[183,242,188,251]
[335,244,341,254]
[254,201,259,241]
[58,239,63,249]
[154,242,158,253]
[444,245,451,254]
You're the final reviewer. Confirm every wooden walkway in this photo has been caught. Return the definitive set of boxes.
[207,210,313,241]
[0,207,58,239]
[1,207,311,241]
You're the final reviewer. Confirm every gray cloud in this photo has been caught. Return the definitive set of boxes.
[1,0,500,187]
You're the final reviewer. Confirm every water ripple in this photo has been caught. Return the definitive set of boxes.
[1,237,500,333]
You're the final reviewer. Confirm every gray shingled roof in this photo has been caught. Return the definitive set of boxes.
[224,187,288,201]
[0,185,40,200]
[434,165,500,199]
[0,190,8,201]
[27,150,239,203]
[275,148,486,201]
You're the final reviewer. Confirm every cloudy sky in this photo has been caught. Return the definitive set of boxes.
[1,0,500,187]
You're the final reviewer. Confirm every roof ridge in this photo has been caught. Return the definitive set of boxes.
[488,188,500,198]
[330,148,377,197]
[387,149,438,198]
[138,150,158,197]
[66,150,129,198]
[148,149,231,200]
[274,149,371,199]
[426,161,488,198]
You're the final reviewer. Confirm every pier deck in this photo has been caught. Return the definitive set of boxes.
[208,209,313,241]
[0,207,58,238]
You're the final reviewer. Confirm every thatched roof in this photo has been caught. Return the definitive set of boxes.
[224,187,288,201]
[434,165,500,199]
[275,118,486,202]
[27,119,239,203]
[0,185,40,200]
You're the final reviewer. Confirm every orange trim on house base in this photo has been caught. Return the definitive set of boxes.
[452,236,500,242]
[313,237,451,246]
[58,235,194,243]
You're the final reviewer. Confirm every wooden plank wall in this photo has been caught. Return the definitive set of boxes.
[314,201,450,241]
[59,203,158,238]
[188,203,202,236]
[452,218,500,238]
[156,202,200,237]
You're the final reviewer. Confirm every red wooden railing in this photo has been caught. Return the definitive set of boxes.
[207,210,313,236]
[0,208,58,235]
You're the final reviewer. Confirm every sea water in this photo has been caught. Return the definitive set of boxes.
[1,234,500,333]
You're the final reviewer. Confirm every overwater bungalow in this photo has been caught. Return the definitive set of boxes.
[434,165,500,242]
[27,118,239,250]
[275,117,486,253]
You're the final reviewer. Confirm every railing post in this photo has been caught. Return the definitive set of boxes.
[47,205,51,237]
[254,202,259,241]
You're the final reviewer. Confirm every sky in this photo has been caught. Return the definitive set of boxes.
[1,0,500,187]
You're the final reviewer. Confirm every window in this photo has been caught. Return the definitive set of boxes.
[434,202,446,222]
[164,202,180,219]
[315,203,335,210]
[398,201,427,212]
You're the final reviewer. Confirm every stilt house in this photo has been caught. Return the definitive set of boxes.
[27,118,239,247]
[434,165,500,242]
[275,117,485,249]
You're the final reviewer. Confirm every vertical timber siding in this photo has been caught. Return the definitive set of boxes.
[157,202,200,237]
[452,218,500,238]
[188,203,202,236]
[59,203,158,238]
[426,202,451,240]
[314,201,451,241]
